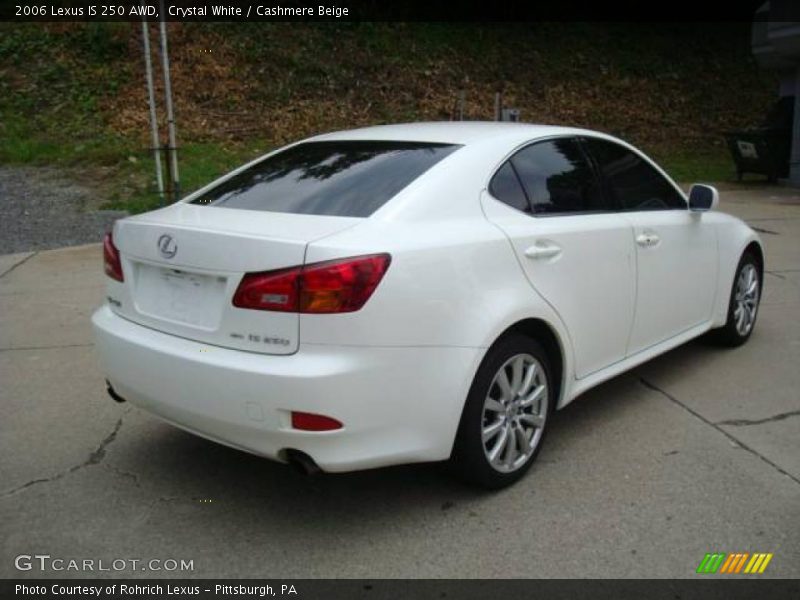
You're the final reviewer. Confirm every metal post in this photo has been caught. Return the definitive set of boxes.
[458,89,465,121]
[141,14,165,206]
[494,92,501,122]
[162,143,173,201]
[159,2,180,202]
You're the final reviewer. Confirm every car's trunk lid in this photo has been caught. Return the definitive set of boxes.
[110,203,360,354]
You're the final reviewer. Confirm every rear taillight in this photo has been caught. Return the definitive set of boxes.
[103,232,124,282]
[232,267,300,312]
[233,253,391,314]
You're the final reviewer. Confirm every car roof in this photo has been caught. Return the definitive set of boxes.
[310,121,605,146]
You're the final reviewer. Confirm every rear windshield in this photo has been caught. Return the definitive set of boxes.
[189,140,460,217]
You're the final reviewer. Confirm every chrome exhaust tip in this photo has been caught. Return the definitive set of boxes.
[283,449,321,476]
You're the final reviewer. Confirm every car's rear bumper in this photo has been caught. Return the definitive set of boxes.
[92,306,482,472]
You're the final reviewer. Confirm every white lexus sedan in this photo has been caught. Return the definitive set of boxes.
[92,122,763,488]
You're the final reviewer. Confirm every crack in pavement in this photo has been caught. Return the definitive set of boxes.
[638,376,800,486]
[0,415,125,499]
[104,463,141,488]
[0,284,105,298]
[0,251,39,279]
[751,226,779,235]
[0,343,94,353]
[717,409,800,427]
[746,217,800,222]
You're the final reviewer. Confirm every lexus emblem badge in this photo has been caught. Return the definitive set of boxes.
[157,234,177,259]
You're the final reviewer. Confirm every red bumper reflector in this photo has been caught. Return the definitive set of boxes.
[291,411,343,432]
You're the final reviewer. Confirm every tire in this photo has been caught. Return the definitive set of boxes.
[450,333,553,489]
[709,252,761,347]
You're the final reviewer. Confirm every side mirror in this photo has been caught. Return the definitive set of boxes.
[688,184,719,212]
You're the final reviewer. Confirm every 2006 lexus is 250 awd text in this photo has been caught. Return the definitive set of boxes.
[92,122,763,488]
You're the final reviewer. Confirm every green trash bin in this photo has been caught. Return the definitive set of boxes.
[725,96,794,182]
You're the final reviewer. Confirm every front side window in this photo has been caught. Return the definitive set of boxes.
[507,138,607,215]
[584,138,686,211]
[190,141,460,217]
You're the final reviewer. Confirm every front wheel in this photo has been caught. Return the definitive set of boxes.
[710,252,761,346]
[450,334,553,489]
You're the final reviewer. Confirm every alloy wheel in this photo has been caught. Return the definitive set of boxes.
[733,263,759,336]
[481,353,548,473]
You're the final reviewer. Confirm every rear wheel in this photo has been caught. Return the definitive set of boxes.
[450,334,553,489]
[710,252,761,346]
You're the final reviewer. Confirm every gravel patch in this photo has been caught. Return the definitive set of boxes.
[0,166,129,255]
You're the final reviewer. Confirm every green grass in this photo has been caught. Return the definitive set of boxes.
[0,121,64,163]
[1,106,739,215]
[0,112,130,166]
[101,141,273,213]
[0,22,134,168]
[101,141,739,215]
[655,147,737,184]
[651,146,736,183]
[0,22,768,213]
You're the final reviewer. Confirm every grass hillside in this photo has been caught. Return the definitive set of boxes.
[0,22,777,212]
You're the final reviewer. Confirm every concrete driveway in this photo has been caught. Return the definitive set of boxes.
[1,185,798,579]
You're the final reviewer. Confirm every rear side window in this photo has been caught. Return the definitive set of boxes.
[584,138,686,211]
[190,141,460,217]
[489,161,530,213]
[508,138,607,215]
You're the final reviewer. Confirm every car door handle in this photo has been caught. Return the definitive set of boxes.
[636,233,660,247]
[524,242,562,260]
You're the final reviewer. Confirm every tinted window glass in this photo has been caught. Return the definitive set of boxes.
[510,138,606,214]
[489,161,530,213]
[585,138,686,211]
[190,141,460,217]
